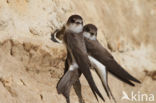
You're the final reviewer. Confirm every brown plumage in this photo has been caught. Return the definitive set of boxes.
[85,38,141,86]
[63,29,104,101]
[56,15,104,103]
[52,22,141,103]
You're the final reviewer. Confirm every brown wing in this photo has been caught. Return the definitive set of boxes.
[57,67,79,102]
[57,51,81,103]
[85,38,141,86]
[64,31,104,101]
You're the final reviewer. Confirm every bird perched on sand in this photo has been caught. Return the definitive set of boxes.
[51,18,141,103]
[52,15,104,103]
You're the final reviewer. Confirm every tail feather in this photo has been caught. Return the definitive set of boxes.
[108,85,117,103]
[93,63,117,102]
[73,54,105,101]
[106,70,117,103]
[94,67,110,98]
[82,70,104,101]
[89,56,110,99]
[57,69,79,98]
[107,60,141,85]
[94,66,117,103]
[111,73,135,86]
[57,71,72,95]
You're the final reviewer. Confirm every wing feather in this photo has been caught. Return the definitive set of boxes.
[64,31,104,101]
[85,39,141,86]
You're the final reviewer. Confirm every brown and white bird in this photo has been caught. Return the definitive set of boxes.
[83,24,141,102]
[51,23,141,103]
[54,15,104,103]
[83,24,141,87]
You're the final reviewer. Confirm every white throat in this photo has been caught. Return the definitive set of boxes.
[83,32,96,40]
[66,24,83,33]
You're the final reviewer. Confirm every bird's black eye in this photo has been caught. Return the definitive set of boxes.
[71,19,75,23]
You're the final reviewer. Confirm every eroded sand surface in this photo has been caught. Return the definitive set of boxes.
[0,0,156,103]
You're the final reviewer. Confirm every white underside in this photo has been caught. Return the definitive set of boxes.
[68,55,108,92]
[88,56,109,93]
[69,62,78,71]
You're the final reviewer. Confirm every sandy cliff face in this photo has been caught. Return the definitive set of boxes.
[0,0,156,103]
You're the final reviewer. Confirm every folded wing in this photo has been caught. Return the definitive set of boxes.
[64,31,104,101]
[85,39,141,86]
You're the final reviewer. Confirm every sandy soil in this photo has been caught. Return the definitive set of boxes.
[0,0,156,103]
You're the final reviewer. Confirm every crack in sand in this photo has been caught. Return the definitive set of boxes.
[0,77,17,97]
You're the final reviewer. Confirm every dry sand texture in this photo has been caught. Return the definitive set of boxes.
[0,0,156,103]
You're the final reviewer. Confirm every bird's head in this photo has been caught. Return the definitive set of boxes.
[51,15,83,43]
[83,24,97,40]
[66,15,83,33]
